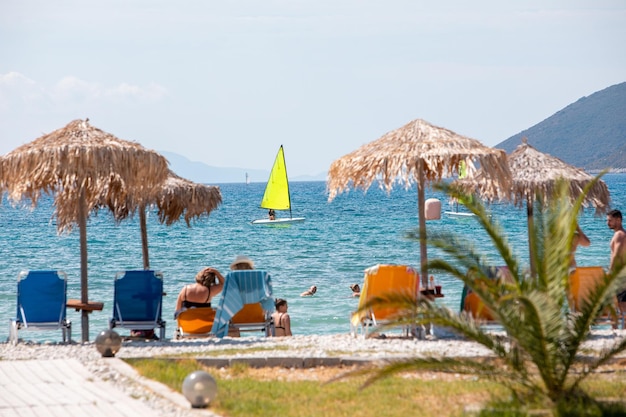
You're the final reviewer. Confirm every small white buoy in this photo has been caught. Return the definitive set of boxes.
[425,198,441,220]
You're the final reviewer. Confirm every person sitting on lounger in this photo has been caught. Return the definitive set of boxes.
[570,224,590,268]
[272,298,292,337]
[230,254,255,271]
[300,285,317,297]
[226,255,257,337]
[175,267,225,317]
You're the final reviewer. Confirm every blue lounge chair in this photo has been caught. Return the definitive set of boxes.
[211,270,274,338]
[109,270,166,340]
[9,270,71,344]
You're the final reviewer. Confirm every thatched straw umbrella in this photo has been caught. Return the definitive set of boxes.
[1,119,169,342]
[0,156,4,196]
[460,137,610,275]
[327,119,511,287]
[130,171,222,270]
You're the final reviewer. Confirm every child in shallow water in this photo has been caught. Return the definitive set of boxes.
[349,283,361,297]
[272,298,292,337]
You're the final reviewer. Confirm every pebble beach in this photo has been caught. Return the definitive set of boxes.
[2,329,625,416]
[4,329,625,362]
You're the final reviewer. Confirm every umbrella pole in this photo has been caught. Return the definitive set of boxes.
[140,206,150,270]
[78,188,89,342]
[527,196,536,278]
[417,160,428,289]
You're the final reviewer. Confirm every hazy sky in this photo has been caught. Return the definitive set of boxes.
[1,1,625,177]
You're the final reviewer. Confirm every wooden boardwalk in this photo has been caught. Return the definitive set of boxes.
[0,359,158,416]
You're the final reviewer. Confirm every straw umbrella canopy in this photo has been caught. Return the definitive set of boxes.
[110,170,223,270]
[460,137,610,275]
[1,119,169,342]
[0,156,4,196]
[327,119,511,287]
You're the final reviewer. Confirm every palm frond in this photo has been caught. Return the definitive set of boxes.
[329,356,535,395]
[352,173,626,407]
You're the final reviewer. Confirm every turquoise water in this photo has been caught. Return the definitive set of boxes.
[1,174,625,342]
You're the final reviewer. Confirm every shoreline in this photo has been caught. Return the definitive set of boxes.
[3,329,625,362]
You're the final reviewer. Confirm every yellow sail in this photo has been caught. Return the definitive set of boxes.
[455,160,474,206]
[260,146,291,210]
[458,160,467,179]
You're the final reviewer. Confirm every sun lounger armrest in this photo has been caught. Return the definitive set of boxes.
[67,299,104,312]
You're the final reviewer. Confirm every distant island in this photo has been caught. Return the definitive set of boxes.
[160,150,327,184]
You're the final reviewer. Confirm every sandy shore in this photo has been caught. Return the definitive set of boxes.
[2,329,625,417]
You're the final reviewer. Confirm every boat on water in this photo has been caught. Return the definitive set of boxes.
[444,195,476,218]
[445,160,477,217]
[251,145,305,225]
[444,210,476,218]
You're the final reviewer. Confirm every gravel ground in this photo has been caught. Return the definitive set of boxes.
[2,329,625,417]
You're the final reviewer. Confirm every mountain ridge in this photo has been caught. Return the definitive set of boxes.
[496,82,626,170]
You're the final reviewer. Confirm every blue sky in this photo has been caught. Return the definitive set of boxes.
[1,1,624,177]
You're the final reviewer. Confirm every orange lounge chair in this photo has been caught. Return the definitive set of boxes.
[230,303,274,337]
[568,266,616,326]
[350,264,419,338]
[461,266,511,323]
[463,292,495,321]
[175,307,216,339]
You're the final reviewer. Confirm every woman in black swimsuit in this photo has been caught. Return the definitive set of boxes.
[271,298,292,337]
[175,267,225,315]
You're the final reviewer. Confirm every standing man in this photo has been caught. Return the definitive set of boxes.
[607,209,626,328]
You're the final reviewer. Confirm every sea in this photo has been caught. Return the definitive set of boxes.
[1,174,625,343]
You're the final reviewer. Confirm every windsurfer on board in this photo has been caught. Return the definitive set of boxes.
[268,209,276,220]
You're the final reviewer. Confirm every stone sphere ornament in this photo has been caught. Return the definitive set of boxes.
[182,370,217,408]
[95,329,122,357]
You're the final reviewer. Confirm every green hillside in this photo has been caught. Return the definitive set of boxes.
[496,82,626,171]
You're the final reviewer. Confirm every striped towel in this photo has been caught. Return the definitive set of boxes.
[211,270,274,337]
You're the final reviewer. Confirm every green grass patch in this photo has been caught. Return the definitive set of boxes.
[126,358,626,417]
[127,358,504,417]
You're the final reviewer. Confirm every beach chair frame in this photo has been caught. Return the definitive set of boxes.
[109,270,166,340]
[9,270,71,344]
